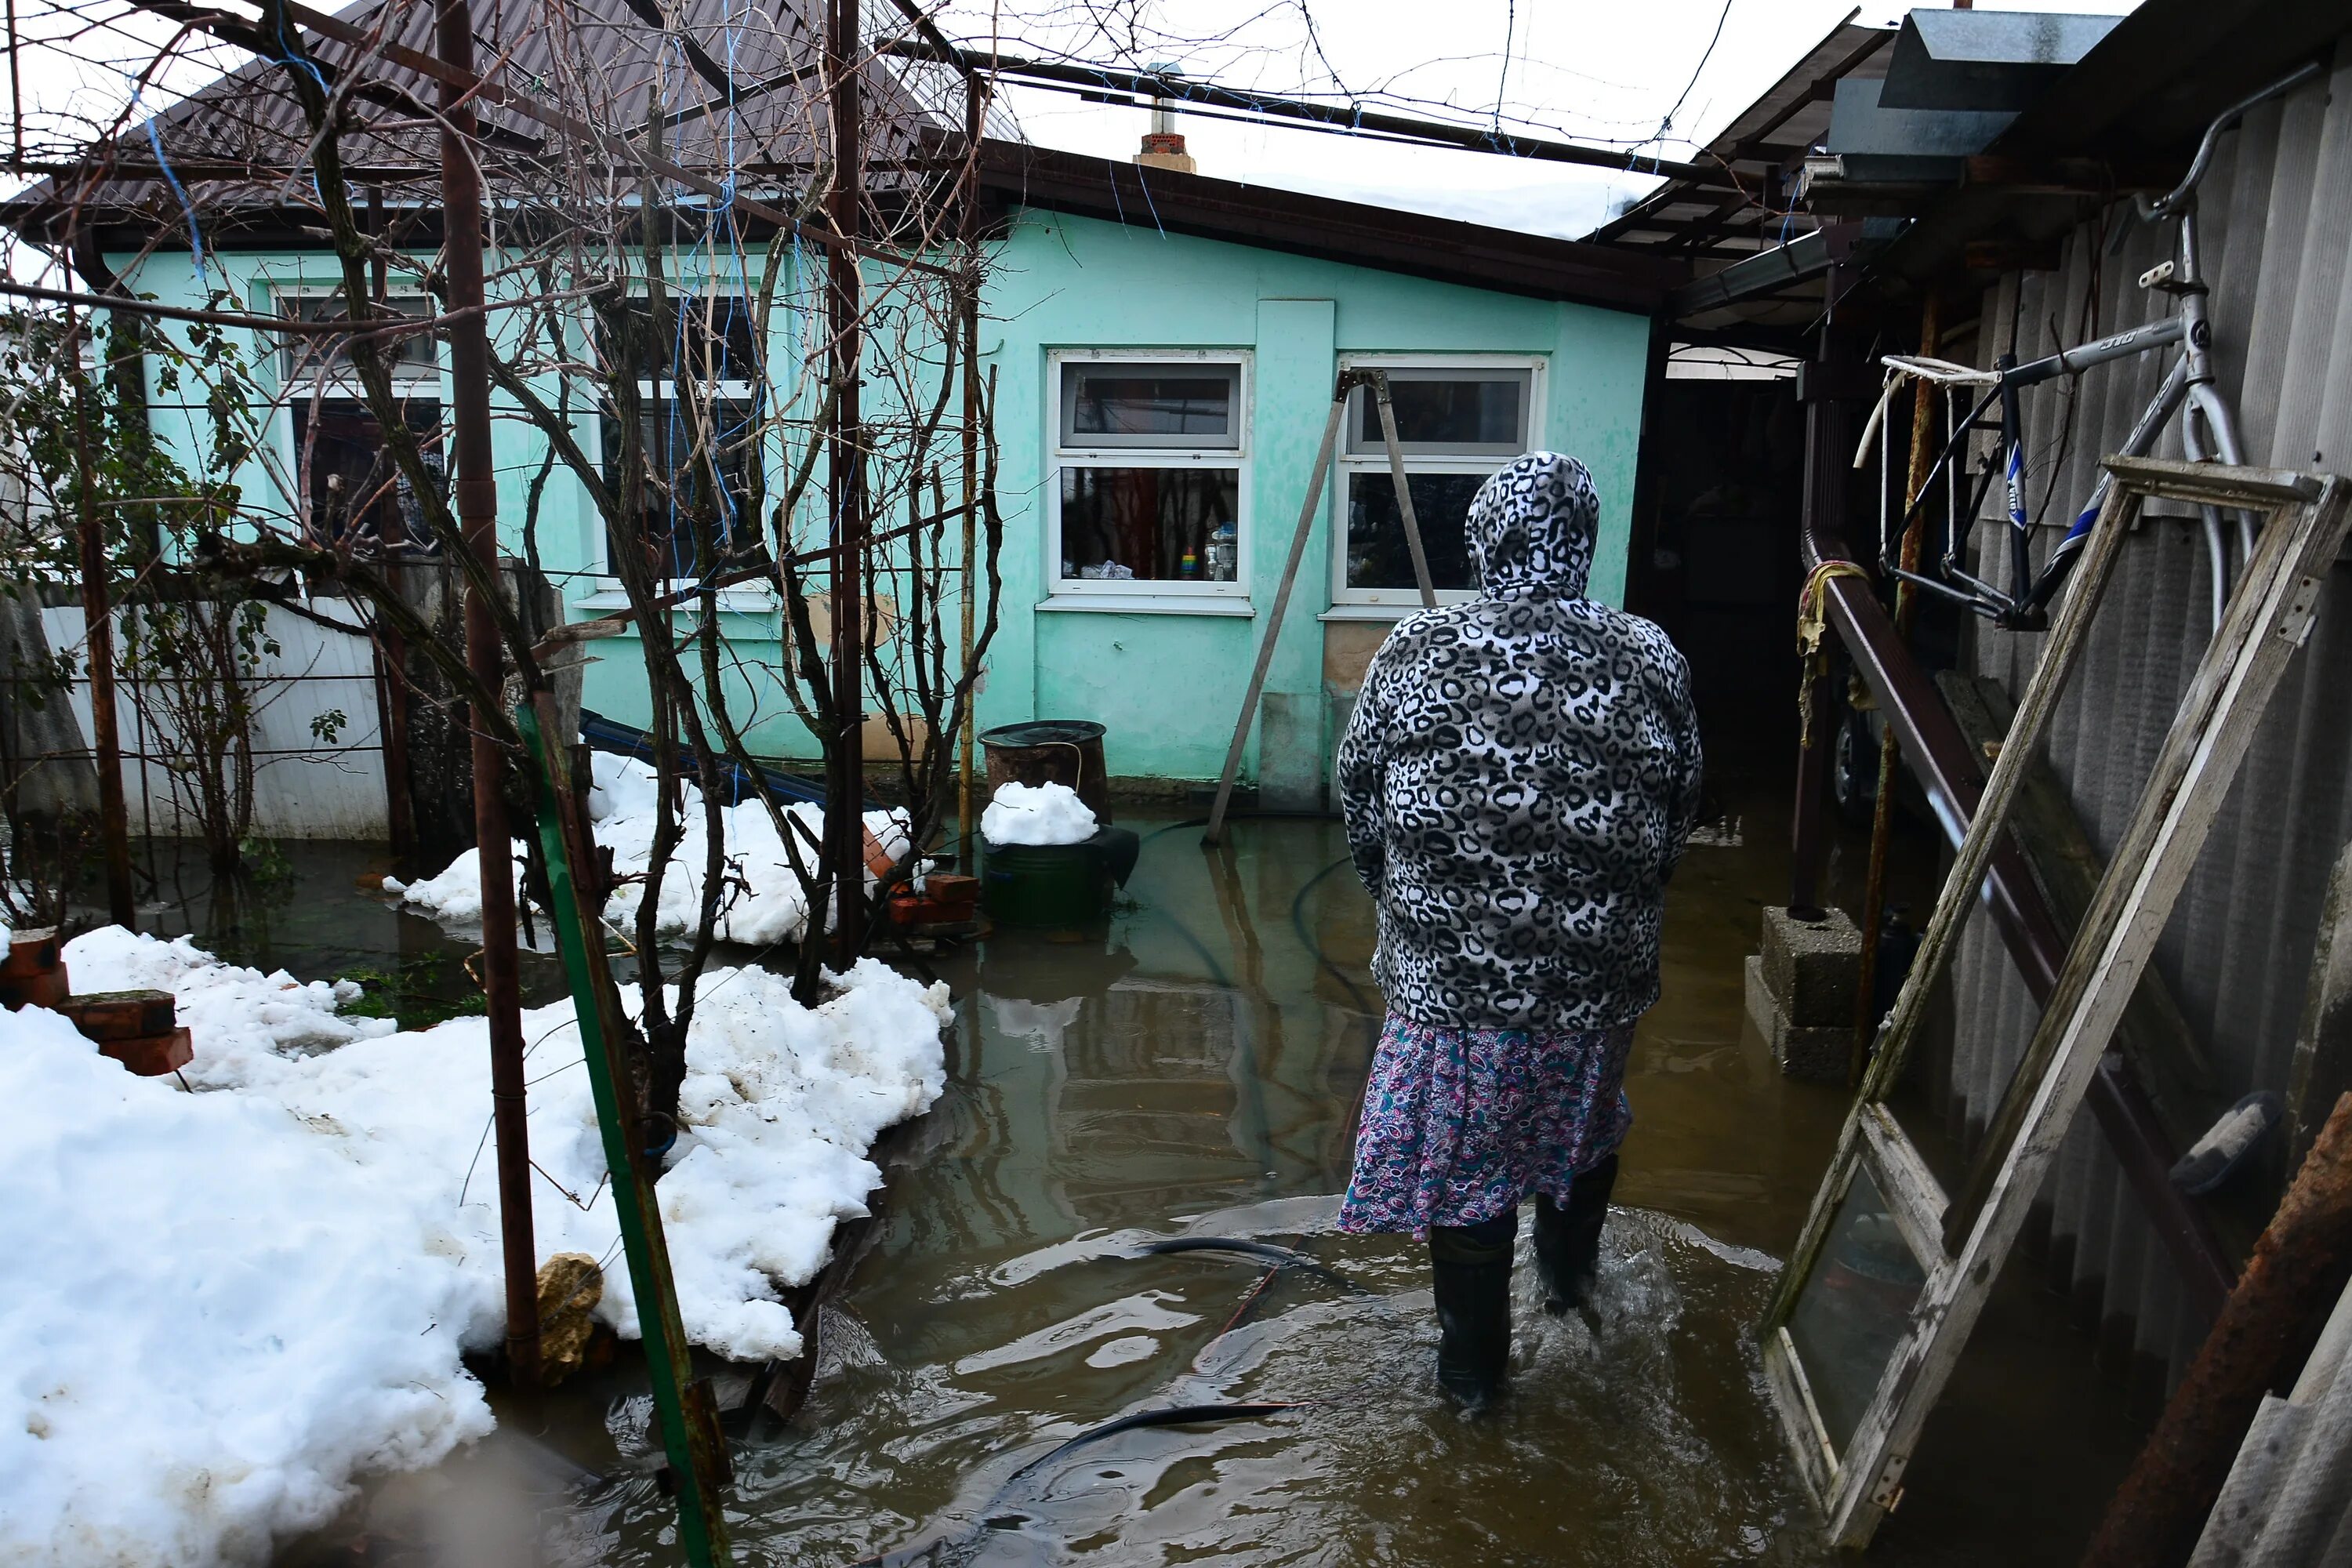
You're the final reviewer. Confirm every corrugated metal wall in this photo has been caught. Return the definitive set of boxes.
[1947,42,2352,1382]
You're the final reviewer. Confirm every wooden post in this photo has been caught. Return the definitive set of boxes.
[823,0,869,964]
[1203,383,1347,848]
[2081,1094,2352,1568]
[1852,296,1940,1078]
[437,0,538,1387]
[67,303,136,929]
[956,64,981,875]
[1368,371,1436,609]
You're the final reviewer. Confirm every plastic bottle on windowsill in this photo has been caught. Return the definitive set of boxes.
[1207,524,1236,581]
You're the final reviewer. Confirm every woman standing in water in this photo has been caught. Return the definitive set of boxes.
[1335,451,1702,1408]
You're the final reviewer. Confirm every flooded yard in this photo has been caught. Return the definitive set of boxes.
[121,805,2147,1566]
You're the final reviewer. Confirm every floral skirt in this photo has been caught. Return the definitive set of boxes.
[1338,1012,1635,1237]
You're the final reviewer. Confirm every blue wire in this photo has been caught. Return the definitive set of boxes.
[136,103,207,286]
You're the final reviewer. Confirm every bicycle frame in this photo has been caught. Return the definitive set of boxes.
[1878,60,2321,632]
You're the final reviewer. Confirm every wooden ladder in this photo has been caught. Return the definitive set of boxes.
[1759,455,2350,1546]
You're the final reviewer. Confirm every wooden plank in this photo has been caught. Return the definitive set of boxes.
[1860,1103,1949,1269]
[1824,473,2352,1547]
[1764,1327,1840,1496]
[2099,454,2323,510]
[2285,839,2352,1171]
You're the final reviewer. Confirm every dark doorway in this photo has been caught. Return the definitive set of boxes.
[1630,369,1808,775]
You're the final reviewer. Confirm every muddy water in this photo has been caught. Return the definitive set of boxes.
[183,812,2146,1566]
[594,811,2140,1566]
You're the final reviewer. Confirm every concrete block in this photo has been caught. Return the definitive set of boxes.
[1759,904,1863,1027]
[1747,954,1851,1083]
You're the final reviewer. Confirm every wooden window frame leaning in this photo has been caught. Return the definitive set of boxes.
[1758,454,2350,1547]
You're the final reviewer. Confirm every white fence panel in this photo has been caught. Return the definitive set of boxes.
[38,597,388,840]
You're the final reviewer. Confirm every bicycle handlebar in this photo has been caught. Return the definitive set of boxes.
[2139,60,2325,220]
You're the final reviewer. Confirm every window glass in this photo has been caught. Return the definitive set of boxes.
[1348,372,1528,454]
[601,398,768,579]
[280,294,437,379]
[619,295,763,383]
[1059,466,1239,583]
[1781,1164,1926,1457]
[1344,471,1482,593]
[1062,364,1239,448]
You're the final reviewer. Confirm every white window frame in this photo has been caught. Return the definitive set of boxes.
[1044,347,1253,608]
[270,282,443,395]
[1328,352,1546,614]
[581,289,777,612]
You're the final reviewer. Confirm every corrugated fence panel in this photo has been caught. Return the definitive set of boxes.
[38,599,387,840]
[1947,47,2352,1384]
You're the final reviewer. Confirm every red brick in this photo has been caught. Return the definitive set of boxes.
[0,928,61,978]
[59,989,176,1041]
[100,1027,193,1077]
[2,967,71,1011]
[924,873,981,909]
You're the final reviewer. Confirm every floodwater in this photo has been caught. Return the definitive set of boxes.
[120,801,2148,1566]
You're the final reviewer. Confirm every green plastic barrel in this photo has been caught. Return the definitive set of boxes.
[982,840,1109,927]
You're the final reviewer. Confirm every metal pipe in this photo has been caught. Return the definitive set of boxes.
[824,0,868,964]
[437,0,538,1387]
[67,304,135,928]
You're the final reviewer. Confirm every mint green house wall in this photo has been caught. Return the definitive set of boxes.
[980,207,1652,797]
[111,202,1651,802]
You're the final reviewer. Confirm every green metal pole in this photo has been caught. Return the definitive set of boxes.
[517,696,733,1566]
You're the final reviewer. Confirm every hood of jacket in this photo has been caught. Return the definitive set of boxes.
[1466,451,1599,600]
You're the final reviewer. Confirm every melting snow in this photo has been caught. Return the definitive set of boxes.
[980,780,1098,847]
[385,751,911,946]
[0,926,947,1566]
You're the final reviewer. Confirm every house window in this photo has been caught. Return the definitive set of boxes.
[1333,359,1542,609]
[600,294,769,582]
[1049,351,1247,597]
[277,290,445,551]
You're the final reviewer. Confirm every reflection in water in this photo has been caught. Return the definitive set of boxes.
[246,814,2145,1567]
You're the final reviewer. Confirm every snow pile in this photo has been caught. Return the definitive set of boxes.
[386,752,909,947]
[0,1001,492,1567]
[981,780,1098,847]
[2,928,950,1567]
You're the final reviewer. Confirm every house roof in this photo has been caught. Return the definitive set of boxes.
[4,0,945,248]
[975,141,1679,315]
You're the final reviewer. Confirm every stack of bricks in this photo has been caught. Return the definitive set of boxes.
[1744,906,1863,1083]
[885,872,983,935]
[2,927,191,1076]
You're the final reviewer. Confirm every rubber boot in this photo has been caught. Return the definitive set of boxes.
[1428,1209,1517,1410]
[1535,1153,1619,1327]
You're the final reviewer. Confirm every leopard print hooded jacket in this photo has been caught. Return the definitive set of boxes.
[1337,452,1704,1033]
